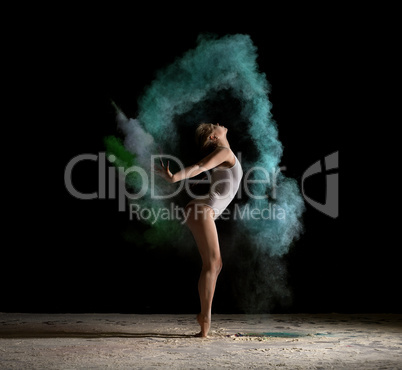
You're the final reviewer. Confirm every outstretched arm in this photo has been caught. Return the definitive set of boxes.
[156,147,232,183]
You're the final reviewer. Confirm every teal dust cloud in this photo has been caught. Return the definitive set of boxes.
[105,34,306,312]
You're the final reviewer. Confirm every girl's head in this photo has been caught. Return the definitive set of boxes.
[195,123,227,155]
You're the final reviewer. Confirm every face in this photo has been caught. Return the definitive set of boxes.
[211,123,228,137]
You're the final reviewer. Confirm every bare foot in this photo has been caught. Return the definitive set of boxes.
[195,313,210,337]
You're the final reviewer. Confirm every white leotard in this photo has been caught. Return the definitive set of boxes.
[186,153,243,220]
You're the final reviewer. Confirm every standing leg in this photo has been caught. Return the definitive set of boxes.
[185,204,223,337]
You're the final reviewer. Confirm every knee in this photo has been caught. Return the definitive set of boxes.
[217,259,223,275]
[205,258,223,275]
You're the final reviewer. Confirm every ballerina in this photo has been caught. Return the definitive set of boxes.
[156,123,243,337]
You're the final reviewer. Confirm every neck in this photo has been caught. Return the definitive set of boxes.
[217,138,230,149]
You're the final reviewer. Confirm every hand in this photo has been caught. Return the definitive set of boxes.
[154,157,174,183]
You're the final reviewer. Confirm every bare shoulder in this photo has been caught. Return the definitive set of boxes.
[197,146,234,171]
[214,147,235,168]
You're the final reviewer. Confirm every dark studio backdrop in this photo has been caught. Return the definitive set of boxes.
[3,12,398,315]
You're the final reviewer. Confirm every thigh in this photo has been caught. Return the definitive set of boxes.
[185,204,221,262]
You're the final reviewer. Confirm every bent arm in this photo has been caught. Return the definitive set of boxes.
[171,147,232,183]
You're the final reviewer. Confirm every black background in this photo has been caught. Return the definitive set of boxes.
[3,9,398,314]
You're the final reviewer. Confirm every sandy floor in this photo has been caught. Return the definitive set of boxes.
[0,313,401,369]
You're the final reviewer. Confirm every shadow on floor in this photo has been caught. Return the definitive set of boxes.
[0,331,197,339]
